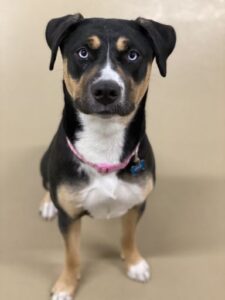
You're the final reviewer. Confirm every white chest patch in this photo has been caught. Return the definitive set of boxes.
[76,112,126,164]
[72,111,147,219]
[77,169,145,219]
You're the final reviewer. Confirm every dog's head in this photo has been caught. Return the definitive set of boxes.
[46,14,176,116]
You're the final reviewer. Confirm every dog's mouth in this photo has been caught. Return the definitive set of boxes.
[91,105,135,117]
[96,111,114,118]
[74,97,135,117]
[97,110,112,115]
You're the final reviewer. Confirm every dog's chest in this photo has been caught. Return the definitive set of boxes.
[77,170,144,219]
[73,112,145,218]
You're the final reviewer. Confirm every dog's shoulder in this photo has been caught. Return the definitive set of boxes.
[41,122,89,192]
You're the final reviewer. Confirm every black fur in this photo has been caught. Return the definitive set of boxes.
[46,13,84,70]
[136,18,176,77]
[41,15,176,232]
[62,81,83,141]
[45,16,176,116]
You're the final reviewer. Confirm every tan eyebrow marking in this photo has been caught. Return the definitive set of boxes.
[116,37,129,51]
[87,35,101,49]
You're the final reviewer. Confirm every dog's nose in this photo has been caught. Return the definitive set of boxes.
[91,80,121,105]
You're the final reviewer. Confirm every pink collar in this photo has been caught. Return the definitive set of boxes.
[66,137,138,174]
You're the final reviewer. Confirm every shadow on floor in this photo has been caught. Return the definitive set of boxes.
[1,147,225,268]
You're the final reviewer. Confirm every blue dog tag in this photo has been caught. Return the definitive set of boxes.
[130,159,145,176]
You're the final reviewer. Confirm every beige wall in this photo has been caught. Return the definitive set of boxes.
[1,0,225,178]
[1,2,225,300]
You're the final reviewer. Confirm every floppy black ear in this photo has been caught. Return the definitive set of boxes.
[136,17,176,77]
[46,13,84,70]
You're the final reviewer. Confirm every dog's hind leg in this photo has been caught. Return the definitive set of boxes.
[121,203,150,283]
[39,191,58,220]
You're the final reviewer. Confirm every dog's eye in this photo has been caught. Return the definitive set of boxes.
[77,48,89,59]
[127,50,139,61]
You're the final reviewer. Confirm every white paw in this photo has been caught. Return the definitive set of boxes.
[127,259,150,282]
[39,200,58,220]
[51,292,72,300]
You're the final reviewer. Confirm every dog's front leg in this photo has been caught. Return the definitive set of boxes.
[121,205,150,283]
[51,211,81,300]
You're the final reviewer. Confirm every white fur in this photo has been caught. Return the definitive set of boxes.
[51,292,72,300]
[76,169,145,219]
[73,111,147,219]
[93,50,125,100]
[127,259,150,282]
[39,200,58,220]
[76,112,126,164]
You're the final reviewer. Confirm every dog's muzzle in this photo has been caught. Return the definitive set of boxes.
[91,80,121,105]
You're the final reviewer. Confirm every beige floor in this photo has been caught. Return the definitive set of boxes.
[1,0,225,299]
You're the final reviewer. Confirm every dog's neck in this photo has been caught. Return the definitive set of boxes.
[75,113,128,164]
[62,82,147,164]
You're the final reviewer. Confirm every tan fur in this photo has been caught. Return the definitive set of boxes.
[116,37,129,51]
[116,63,152,105]
[80,64,99,88]
[57,184,83,218]
[141,176,154,199]
[121,208,144,268]
[52,220,81,297]
[64,56,151,105]
[63,59,99,100]
[88,35,101,49]
[120,176,153,267]
[40,191,51,205]
[63,59,81,99]
[131,63,152,104]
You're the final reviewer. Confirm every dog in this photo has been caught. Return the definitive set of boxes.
[39,13,176,300]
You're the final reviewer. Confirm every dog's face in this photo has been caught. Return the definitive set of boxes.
[46,14,176,116]
[61,19,153,116]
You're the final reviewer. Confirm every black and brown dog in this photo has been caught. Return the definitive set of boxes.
[39,13,176,300]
